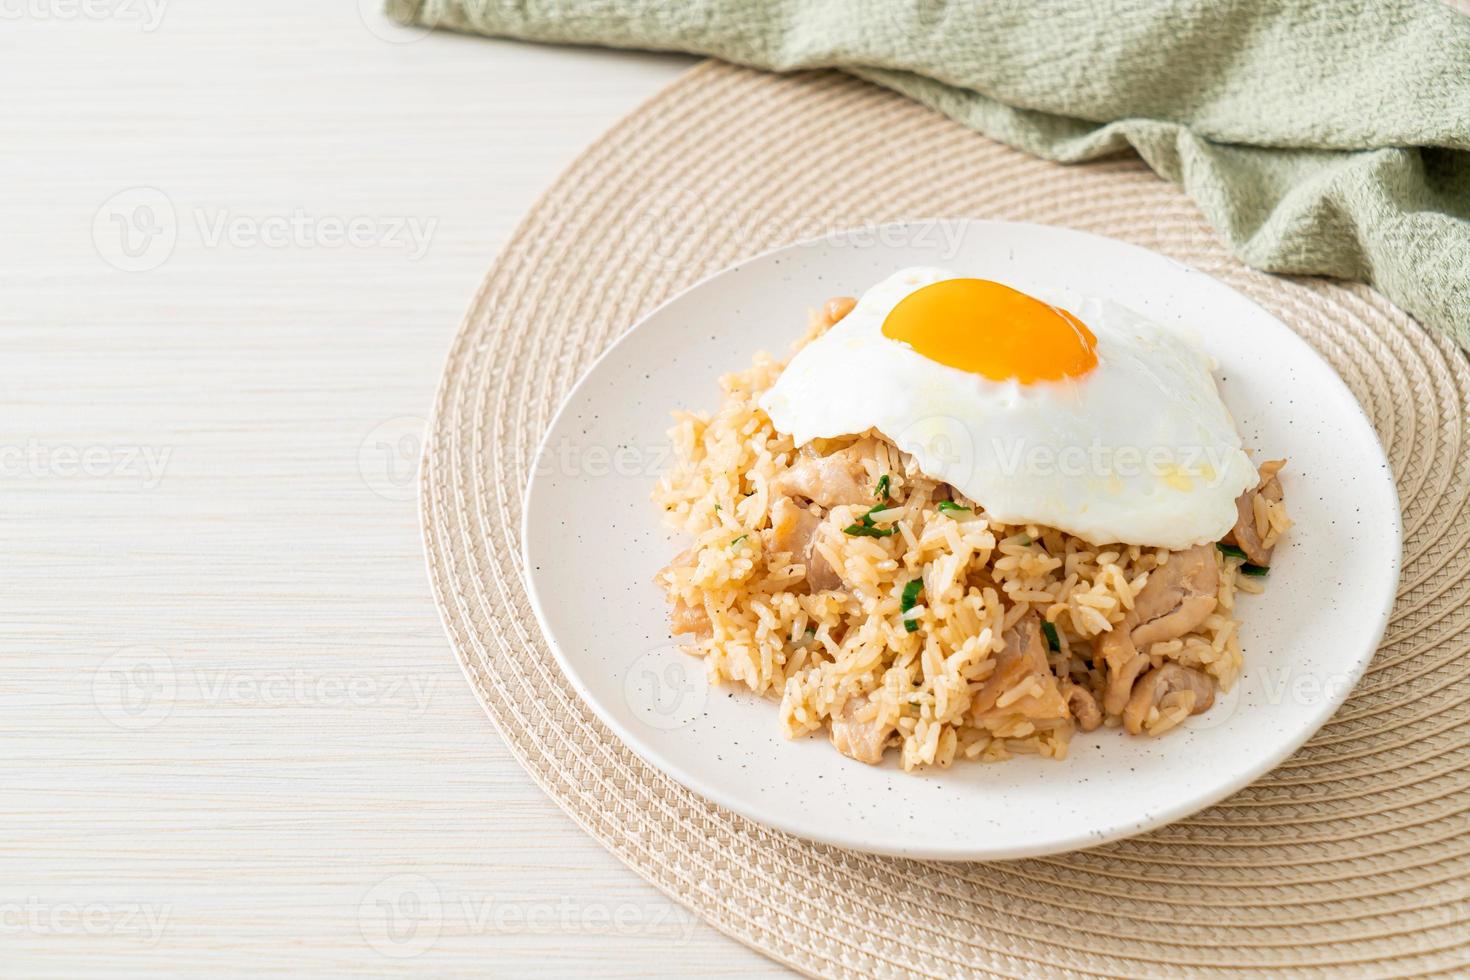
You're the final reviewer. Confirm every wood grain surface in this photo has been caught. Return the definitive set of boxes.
[0,4,788,975]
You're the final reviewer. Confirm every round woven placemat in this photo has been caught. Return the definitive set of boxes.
[421,61,1470,977]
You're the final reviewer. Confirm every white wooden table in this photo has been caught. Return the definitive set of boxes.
[1,4,788,974]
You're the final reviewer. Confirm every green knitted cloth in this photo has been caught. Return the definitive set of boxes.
[388,0,1470,345]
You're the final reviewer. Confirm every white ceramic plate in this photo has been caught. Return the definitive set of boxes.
[521,220,1400,860]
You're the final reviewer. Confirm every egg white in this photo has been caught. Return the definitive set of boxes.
[757,267,1258,549]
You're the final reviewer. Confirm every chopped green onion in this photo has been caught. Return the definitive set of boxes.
[1041,621,1061,652]
[713,503,721,512]
[937,500,969,513]
[845,503,901,538]
[1240,563,1269,577]
[874,474,891,501]
[1016,535,1032,546]
[899,578,924,632]
[729,534,747,547]
[1217,542,1248,559]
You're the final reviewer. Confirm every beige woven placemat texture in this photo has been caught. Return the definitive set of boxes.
[420,61,1470,978]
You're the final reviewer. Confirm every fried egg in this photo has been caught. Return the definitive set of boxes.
[758,267,1257,548]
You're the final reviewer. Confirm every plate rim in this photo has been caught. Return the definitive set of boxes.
[519,218,1403,860]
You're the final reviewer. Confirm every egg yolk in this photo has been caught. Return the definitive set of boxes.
[881,278,1097,383]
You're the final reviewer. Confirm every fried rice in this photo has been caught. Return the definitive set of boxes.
[652,302,1291,770]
